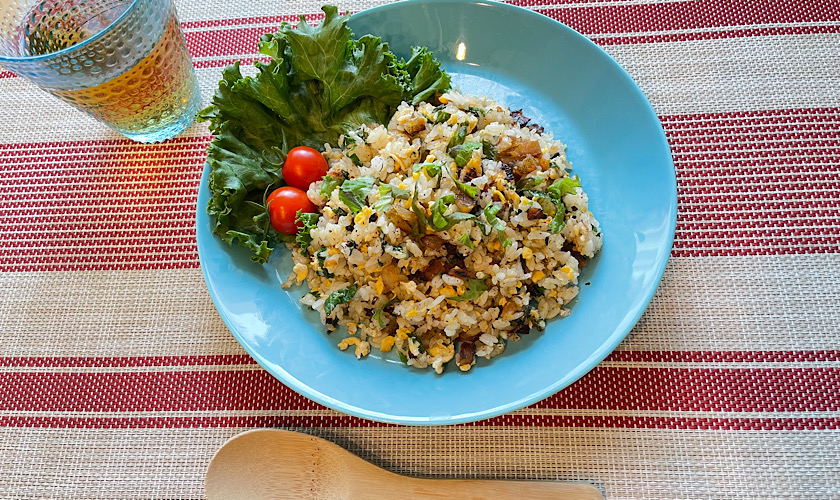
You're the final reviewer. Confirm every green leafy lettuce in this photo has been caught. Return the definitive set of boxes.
[200,5,451,263]
[339,176,376,214]
[294,211,319,254]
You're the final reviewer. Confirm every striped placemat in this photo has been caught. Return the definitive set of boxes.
[1,1,838,498]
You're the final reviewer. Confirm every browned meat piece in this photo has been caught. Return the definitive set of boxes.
[576,254,588,268]
[457,332,480,342]
[459,166,480,183]
[500,163,515,182]
[381,263,406,292]
[454,190,476,213]
[391,215,412,234]
[561,242,589,268]
[498,138,542,163]
[447,266,471,280]
[527,207,546,220]
[417,258,447,281]
[381,317,398,335]
[527,123,545,134]
[456,341,475,366]
[510,109,530,127]
[501,300,518,320]
[511,109,545,134]
[420,234,445,251]
[512,322,531,335]
[402,116,427,136]
[512,156,539,181]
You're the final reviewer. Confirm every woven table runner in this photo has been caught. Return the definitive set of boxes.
[1,0,838,498]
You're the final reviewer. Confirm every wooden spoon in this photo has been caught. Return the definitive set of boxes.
[205,429,603,499]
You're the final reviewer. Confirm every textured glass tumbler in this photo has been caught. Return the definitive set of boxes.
[0,0,200,143]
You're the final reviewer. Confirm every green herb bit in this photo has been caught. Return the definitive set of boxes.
[519,189,559,216]
[547,175,581,200]
[407,333,426,353]
[338,176,376,214]
[294,211,319,254]
[549,214,565,234]
[515,175,543,192]
[454,141,481,167]
[372,298,399,328]
[458,232,476,250]
[481,140,497,161]
[467,106,486,116]
[348,153,364,167]
[410,184,427,237]
[373,183,411,212]
[319,175,344,197]
[429,195,476,231]
[413,162,442,179]
[453,178,478,198]
[483,204,512,248]
[315,247,335,278]
[432,110,450,123]
[373,185,394,213]
[442,162,477,198]
[324,284,358,315]
[448,278,489,302]
[447,123,468,150]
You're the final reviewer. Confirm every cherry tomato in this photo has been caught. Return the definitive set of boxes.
[282,146,329,190]
[266,186,316,235]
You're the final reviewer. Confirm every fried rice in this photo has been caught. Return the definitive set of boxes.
[283,90,603,373]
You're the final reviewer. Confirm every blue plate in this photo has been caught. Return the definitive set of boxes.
[196,0,676,425]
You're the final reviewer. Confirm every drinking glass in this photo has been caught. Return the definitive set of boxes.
[0,0,201,143]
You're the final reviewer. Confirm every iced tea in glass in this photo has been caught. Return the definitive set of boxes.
[0,0,200,143]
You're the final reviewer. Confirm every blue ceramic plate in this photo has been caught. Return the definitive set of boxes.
[196,0,676,425]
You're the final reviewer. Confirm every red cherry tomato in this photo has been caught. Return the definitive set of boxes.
[282,146,329,190]
[266,186,316,235]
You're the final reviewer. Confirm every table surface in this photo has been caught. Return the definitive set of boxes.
[1,0,838,498]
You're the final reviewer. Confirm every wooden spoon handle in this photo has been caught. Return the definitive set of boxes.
[374,477,603,499]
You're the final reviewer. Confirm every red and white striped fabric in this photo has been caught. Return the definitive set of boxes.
[1,1,838,498]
